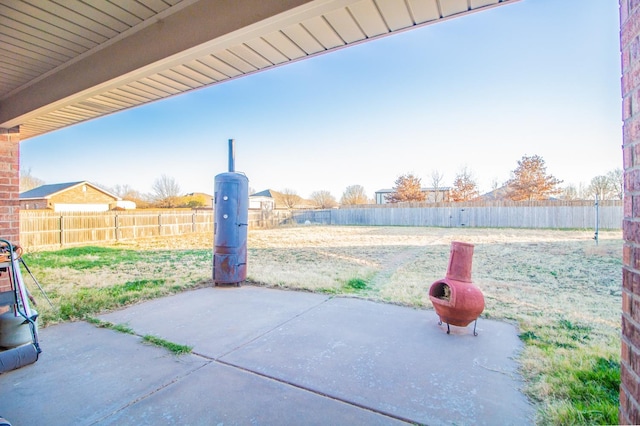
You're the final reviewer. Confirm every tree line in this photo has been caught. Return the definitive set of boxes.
[379,154,622,205]
[20,154,623,209]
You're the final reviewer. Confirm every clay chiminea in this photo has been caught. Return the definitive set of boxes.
[429,241,484,335]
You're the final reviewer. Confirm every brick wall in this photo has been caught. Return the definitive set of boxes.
[621,0,640,423]
[0,128,20,295]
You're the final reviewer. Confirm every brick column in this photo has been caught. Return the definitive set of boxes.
[621,1,640,423]
[0,127,20,295]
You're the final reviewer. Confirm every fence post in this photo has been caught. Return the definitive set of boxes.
[192,211,196,233]
[59,214,64,246]
[115,214,119,241]
[158,212,162,236]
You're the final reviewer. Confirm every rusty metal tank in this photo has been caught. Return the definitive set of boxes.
[213,140,249,286]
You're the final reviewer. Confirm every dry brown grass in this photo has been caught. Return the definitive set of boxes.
[27,225,622,423]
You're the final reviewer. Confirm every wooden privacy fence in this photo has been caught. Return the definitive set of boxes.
[19,209,292,249]
[292,200,623,229]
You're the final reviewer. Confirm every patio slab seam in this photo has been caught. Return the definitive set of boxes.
[213,356,417,425]
[90,357,214,425]
[196,291,335,361]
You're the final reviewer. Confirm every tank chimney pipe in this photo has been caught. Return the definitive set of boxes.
[228,139,235,173]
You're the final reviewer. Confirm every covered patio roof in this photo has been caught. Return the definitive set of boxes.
[0,0,518,141]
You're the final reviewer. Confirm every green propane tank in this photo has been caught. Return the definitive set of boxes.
[0,309,37,349]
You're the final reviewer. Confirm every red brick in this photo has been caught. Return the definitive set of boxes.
[623,363,640,404]
[623,315,640,349]
[632,342,640,377]
[627,169,640,191]
[622,6,640,47]
[623,220,640,242]
[634,296,640,323]
[623,0,630,26]
[623,338,631,365]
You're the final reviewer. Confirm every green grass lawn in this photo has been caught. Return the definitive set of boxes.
[18,226,622,425]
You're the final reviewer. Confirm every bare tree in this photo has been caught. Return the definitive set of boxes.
[607,168,623,200]
[505,155,563,201]
[588,175,615,200]
[386,173,426,203]
[280,188,300,209]
[450,166,480,202]
[559,184,579,200]
[20,168,45,192]
[340,185,369,205]
[310,190,337,209]
[152,174,181,208]
[430,170,444,202]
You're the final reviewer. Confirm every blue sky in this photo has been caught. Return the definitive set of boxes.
[21,0,622,200]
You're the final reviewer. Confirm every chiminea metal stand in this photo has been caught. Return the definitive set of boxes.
[429,241,485,336]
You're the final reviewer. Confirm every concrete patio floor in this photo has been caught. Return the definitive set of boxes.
[0,286,534,425]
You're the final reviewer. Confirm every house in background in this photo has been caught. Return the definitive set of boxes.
[375,187,452,204]
[19,181,133,212]
[249,189,276,210]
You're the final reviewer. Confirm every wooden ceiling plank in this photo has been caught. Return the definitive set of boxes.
[407,0,441,23]
[48,109,92,121]
[281,24,325,55]
[14,0,118,42]
[470,0,499,8]
[439,0,468,17]
[194,56,242,78]
[31,114,74,126]
[245,38,288,65]
[0,73,26,87]
[2,1,108,48]
[77,100,119,113]
[113,86,161,103]
[228,44,273,70]
[0,48,56,71]
[61,105,103,119]
[0,46,51,74]
[83,0,142,27]
[212,50,258,74]
[184,59,227,82]
[323,8,366,44]
[348,0,388,37]
[1,16,87,55]
[128,80,175,97]
[171,64,219,85]
[101,90,145,105]
[0,61,40,79]
[146,74,191,94]
[91,94,133,108]
[263,31,306,60]
[110,0,156,21]
[375,0,414,30]
[0,34,71,63]
[157,69,205,89]
[137,0,171,14]
[301,16,345,49]
[0,26,81,59]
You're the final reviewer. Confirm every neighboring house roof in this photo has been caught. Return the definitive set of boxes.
[479,185,511,201]
[20,181,120,200]
[251,189,274,198]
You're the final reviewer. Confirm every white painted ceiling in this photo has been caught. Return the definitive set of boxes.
[0,0,517,140]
